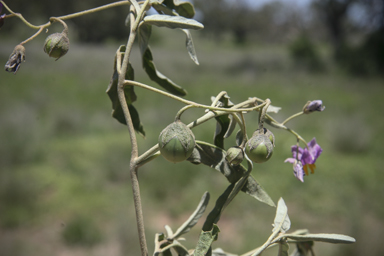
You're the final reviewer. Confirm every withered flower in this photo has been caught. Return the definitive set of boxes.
[5,44,26,74]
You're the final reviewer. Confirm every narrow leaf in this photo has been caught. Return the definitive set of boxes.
[163,0,196,18]
[194,225,220,256]
[182,29,199,65]
[143,14,204,30]
[138,22,152,56]
[142,47,187,96]
[212,248,238,256]
[273,198,291,233]
[277,241,289,256]
[187,141,275,207]
[106,46,145,136]
[281,233,356,244]
[171,192,210,239]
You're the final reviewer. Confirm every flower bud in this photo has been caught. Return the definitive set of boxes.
[303,100,325,114]
[5,44,26,74]
[226,146,244,166]
[245,129,274,163]
[44,32,70,60]
[158,120,195,163]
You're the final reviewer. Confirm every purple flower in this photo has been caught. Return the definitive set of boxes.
[303,100,325,114]
[284,138,322,182]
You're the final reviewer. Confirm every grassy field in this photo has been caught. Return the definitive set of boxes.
[1,29,383,256]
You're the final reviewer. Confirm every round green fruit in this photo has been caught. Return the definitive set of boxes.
[158,120,195,163]
[245,134,273,163]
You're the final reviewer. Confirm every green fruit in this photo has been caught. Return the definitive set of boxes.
[245,133,273,163]
[226,146,244,166]
[158,120,195,163]
[44,32,70,60]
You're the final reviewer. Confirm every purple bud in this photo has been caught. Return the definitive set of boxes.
[303,100,325,113]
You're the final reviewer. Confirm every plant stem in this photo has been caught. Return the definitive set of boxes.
[1,0,130,30]
[117,1,150,256]
[124,80,266,113]
[281,111,304,125]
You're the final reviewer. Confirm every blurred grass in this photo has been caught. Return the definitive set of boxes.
[1,29,384,256]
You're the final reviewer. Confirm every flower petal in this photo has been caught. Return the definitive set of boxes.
[293,162,305,182]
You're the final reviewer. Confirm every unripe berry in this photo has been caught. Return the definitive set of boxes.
[158,120,195,163]
[226,146,244,166]
[44,32,70,60]
[245,129,274,163]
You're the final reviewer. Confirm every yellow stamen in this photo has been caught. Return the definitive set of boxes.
[303,165,309,176]
[308,164,316,174]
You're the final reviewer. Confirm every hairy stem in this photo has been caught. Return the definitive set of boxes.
[117,1,150,256]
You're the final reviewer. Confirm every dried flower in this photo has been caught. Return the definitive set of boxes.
[284,138,323,182]
[5,44,26,74]
[303,100,325,114]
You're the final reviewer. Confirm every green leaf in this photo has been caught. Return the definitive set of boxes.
[138,22,152,56]
[143,14,203,30]
[277,241,289,256]
[151,3,200,65]
[281,233,356,244]
[170,192,210,239]
[194,224,220,256]
[162,0,196,18]
[202,159,251,232]
[187,141,275,207]
[142,47,187,96]
[212,248,238,256]
[212,94,234,148]
[273,198,291,233]
[182,29,199,65]
[106,46,145,136]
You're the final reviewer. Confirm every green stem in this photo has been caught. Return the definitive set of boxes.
[1,0,130,30]
[124,80,266,114]
[281,111,304,125]
[135,99,261,166]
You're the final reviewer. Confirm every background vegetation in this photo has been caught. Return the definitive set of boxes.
[1,0,383,256]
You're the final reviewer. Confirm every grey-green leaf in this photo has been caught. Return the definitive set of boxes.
[143,14,204,30]
[138,22,152,56]
[281,233,356,244]
[106,46,145,136]
[273,198,291,233]
[142,47,187,96]
[187,141,275,207]
[277,241,289,256]
[171,192,210,239]
[194,225,220,256]
[182,29,199,65]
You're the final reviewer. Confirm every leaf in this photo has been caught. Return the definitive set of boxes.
[106,46,145,136]
[273,198,291,233]
[277,241,289,256]
[281,233,356,244]
[170,192,210,239]
[151,3,200,65]
[187,141,275,207]
[162,0,196,18]
[182,29,199,65]
[171,241,190,256]
[212,248,238,256]
[212,94,235,149]
[194,224,220,256]
[143,14,204,30]
[142,47,187,96]
[202,159,252,232]
[138,22,152,56]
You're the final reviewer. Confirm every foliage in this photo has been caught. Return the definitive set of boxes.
[0,1,356,256]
